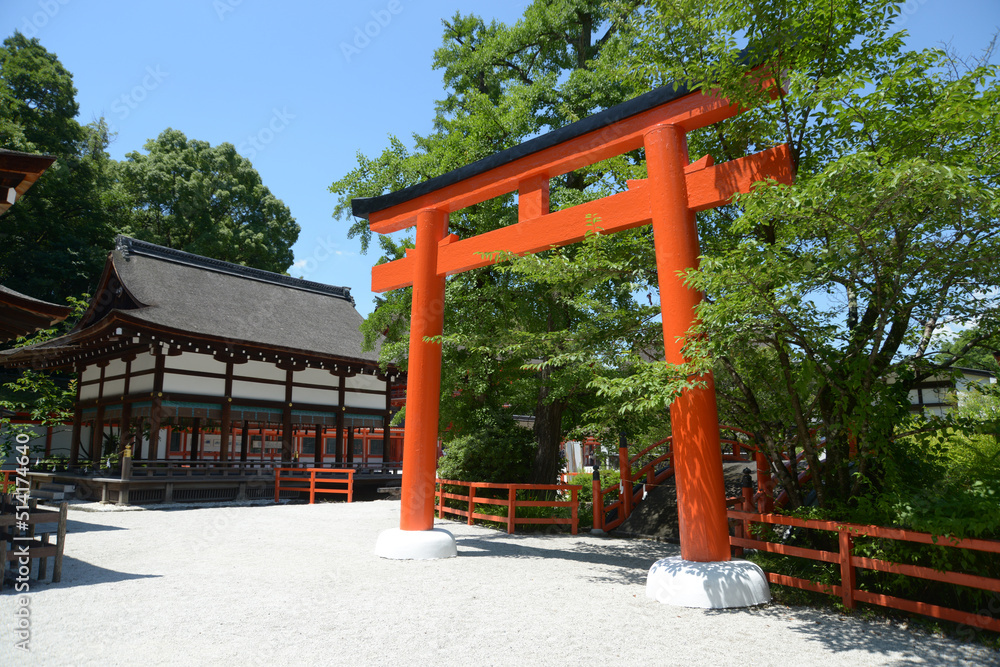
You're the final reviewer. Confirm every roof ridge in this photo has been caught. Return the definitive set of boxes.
[115,235,355,304]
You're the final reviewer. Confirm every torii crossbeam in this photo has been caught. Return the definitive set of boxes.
[352,71,793,578]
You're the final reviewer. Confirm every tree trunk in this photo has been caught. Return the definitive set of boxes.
[531,366,565,484]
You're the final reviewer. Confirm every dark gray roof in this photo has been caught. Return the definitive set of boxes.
[109,236,378,361]
[0,284,71,342]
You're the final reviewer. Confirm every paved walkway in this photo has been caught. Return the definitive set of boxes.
[2,500,997,666]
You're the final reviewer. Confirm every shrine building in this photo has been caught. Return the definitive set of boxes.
[1,236,402,502]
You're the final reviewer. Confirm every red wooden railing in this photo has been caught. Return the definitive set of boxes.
[274,468,354,504]
[1,470,18,494]
[728,488,1000,633]
[593,426,764,531]
[435,479,582,535]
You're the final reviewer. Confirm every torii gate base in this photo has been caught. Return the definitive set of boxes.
[375,527,457,560]
[357,71,790,607]
[647,557,770,608]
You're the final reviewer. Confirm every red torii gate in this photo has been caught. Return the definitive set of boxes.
[354,71,793,570]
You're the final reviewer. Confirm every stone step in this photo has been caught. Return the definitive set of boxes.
[39,482,76,493]
[30,489,64,500]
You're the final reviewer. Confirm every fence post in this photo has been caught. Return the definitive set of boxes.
[755,450,773,513]
[437,481,443,518]
[619,446,631,519]
[839,529,857,609]
[273,468,280,503]
[310,469,316,504]
[347,469,354,502]
[571,487,579,535]
[507,486,516,534]
[468,484,476,525]
[592,467,603,532]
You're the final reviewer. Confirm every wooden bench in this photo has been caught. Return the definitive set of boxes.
[0,495,68,590]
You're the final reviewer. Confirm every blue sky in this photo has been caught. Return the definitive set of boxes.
[2,0,997,316]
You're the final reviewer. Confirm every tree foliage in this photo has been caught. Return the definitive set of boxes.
[115,129,300,273]
[0,34,115,300]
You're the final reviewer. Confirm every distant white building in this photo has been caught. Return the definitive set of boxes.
[908,367,997,417]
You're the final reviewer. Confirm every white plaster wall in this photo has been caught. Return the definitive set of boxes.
[79,383,100,401]
[130,374,155,394]
[295,367,337,388]
[344,392,386,410]
[231,379,283,402]
[105,358,129,378]
[346,374,385,391]
[292,386,338,406]
[162,373,225,396]
[236,360,287,382]
[165,352,227,376]
[103,379,125,398]
[131,353,157,374]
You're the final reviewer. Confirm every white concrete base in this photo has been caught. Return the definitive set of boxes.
[646,556,770,608]
[374,528,457,560]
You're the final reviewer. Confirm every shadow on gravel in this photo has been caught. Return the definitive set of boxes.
[702,604,999,665]
[28,556,160,591]
[64,519,127,534]
[455,532,678,586]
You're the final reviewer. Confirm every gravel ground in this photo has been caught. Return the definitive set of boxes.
[2,500,997,666]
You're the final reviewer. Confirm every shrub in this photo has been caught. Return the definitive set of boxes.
[436,411,536,484]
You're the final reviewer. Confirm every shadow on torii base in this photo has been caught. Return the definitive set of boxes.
[351,66,793,609]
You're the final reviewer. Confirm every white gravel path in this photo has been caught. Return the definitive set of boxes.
[2,500,997,666]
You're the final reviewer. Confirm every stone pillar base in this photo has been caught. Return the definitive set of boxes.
[374,528,457,560]
[646,556,770,608]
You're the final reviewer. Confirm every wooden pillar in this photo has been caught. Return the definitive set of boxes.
[220,361,233,462]
[149,352,165,461]
[121,401,134,460]
[335,411,344,464]
[314,423,323,466]
[382,420,391,464]
[282,369,294,463]
[92,361,107,464]
[347,427,355,464]
[383,375,392,463]
[220,413,231,463]
[121,357,134,458]
[44,426,53,458]
[69,364,83,464]
[399,208,448,531]
[91,405,105,464]
[644,123,729,563]
[190,418,201,461]
[240,420,249,462]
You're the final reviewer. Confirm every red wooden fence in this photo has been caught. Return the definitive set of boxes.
[0,470,17,494]
[274,467,354,504]
[436,479,581,535]
[729,488,1000,633]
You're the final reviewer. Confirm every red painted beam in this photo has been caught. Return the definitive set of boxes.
[370,144,792,292]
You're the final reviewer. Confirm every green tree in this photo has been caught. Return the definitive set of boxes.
[0,33,116,301]
[333,1,653,484]
[614,0,1000,510]
[116,128,300,273]
[935,325,1000,373]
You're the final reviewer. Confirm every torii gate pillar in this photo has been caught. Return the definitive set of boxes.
[374,208,458,559]
[645,124,729,563]
[642,123,770,607]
